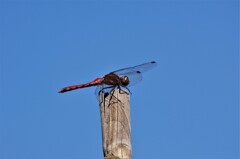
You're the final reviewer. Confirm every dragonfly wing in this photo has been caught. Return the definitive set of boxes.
[113,61,157,75]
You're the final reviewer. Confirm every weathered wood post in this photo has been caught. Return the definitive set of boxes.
[99,89,132,159]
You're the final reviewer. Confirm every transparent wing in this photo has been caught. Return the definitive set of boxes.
[113,61,157,75]
[120,71,143,87]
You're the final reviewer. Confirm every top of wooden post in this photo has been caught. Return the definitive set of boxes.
[99,89,132,159]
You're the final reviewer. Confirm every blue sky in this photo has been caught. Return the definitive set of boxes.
[0,0,239,159]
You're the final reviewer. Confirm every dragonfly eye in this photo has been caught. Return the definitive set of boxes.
[121,76,129,86]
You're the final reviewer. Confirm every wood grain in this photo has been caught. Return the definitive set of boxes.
[99,89,132,159]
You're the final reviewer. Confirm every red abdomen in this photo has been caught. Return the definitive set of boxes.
[58,78,103,93]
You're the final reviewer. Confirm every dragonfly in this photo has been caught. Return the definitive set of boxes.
[58,61,157,94]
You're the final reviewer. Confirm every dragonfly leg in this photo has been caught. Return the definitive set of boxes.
[98,86,121,103]
[99,86,130,106]
[102,88,124,106]
[125,87,132,95]
[117,86,131,95]
[101,86,115,93]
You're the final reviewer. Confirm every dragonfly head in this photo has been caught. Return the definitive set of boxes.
[121,76,130,87]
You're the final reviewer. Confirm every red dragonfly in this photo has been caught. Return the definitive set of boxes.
[58,61,157,94]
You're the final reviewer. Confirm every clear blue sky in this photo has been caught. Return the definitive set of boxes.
[0,0,238,159]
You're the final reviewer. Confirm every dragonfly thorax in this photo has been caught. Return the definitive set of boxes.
[120,76,129,86]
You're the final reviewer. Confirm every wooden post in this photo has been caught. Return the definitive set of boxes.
[99,89,132,159]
